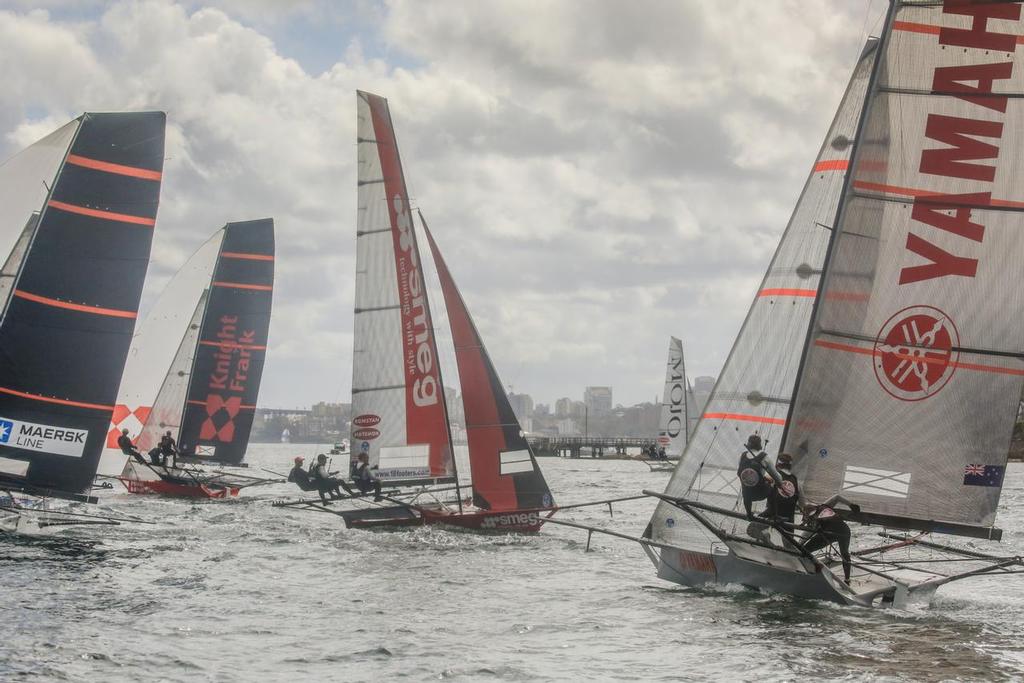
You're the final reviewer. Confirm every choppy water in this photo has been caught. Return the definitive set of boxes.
[3,445,1024,681]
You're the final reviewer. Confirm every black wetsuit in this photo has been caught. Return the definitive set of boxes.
[803,505,852,583]
[159,434,177,466]
[353,462,382,499]
[288,465,316,492]
[737,449,776,519]
[766,471,800,524]
[117,433,144,463]
[311,463,351,502]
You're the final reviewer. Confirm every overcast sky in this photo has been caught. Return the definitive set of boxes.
[0,0,887,409]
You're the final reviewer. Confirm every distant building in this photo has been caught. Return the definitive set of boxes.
[311,401,349,418]
[534,403,550,417]
[584,386,613,415]
[556,418,579,436]
[555,397,573,417]
[508,392,534,423]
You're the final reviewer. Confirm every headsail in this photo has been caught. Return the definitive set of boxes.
[784,1,1024,538]
[352,91,454,483]
[421,214,554,511]
[657,336,690,456]
[649,41,878,542]
[0,112,166,496]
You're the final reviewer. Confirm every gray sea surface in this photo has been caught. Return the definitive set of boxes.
[2,446,1023,682]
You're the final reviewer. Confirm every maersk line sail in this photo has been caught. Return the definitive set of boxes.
[0,112,166,497]
[352,91,455,484]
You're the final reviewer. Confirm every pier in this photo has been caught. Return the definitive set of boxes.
[526,436,659,459]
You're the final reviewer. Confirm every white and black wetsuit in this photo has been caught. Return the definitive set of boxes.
[352,462,382,499]
[736,449,782,519]
[767,471,800,523]
[803,504,852,583]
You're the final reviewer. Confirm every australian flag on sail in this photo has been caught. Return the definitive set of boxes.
[963,464,1005,488]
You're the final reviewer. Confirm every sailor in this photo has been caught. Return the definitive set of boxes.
[159,430,178,467]
[287,456,318,493]
[311,453,353,503]
[802,496,858,585]
[766,452,800,524]
[736,434,782,520]
[116,428,145,464]
[352,452,384,501]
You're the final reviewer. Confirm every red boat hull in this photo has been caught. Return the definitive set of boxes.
[118,477,239,499]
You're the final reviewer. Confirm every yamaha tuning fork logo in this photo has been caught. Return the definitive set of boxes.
[873,305,959,402]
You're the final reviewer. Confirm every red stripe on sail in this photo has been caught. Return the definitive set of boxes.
[893,20,1024,44]
[0,385,113,411]
[211,281,273,291]
[47,199,156,226]
[186,400,257,409]
[220,252,274,261]
[198,340,267,351]
[702,412,787,426]
[758,288,816,298]
[815,340,1024,376]
[65,154,163,181]
[852,181,1024,208]
[13,290,137,318]
[813,159,848,172]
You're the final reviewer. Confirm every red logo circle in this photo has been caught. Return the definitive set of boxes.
[873,305,959,402]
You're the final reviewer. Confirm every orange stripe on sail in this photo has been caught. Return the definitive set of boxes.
[65,154,162,181]
[198,340,267,351]
[815,340,1024,376]
[47,200,155,226]
[852,181,1024,208]
[702,412,787,426]
[220,252,274,262]
[813,159,848,173]
[186,400,257,410]
[0,385,113,411]
[14,290,137,318]
[893,20,1024,44]
[211,281,273,291]
[758,288,816,298]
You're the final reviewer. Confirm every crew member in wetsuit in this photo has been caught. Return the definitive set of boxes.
[766,452,800,524]
[802,495,858,585]
[117,428,145,464]
[352,452,383,501]
[287,456,317,493]
[736,434,782,520]
[311,453,352,503]
[159,430,178,467]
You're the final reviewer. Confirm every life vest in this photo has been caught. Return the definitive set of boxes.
[737,449,767,488]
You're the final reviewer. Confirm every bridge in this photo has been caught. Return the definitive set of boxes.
[526,436,660,459]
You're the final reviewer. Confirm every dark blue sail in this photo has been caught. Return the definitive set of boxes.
[0,112,166,498]
[177,219,274,466]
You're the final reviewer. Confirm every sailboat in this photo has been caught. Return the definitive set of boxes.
[647,337,699,472]
[284,90,555,531]
[116,219,279,498]
[646,2,1024,607]
[0,112,166,532]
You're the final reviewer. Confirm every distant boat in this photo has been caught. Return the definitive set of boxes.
[116,219,279,498]
[280,428,291,443]
[648,7,1024,607]
[288,91,555,531]
[0,112,166,532]
[646,337,698,472]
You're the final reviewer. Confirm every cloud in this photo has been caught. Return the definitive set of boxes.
[0,0,874,409]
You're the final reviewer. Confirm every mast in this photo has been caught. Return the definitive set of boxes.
[778,3,896,452]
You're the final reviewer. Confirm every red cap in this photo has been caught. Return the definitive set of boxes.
[293,456,304,464]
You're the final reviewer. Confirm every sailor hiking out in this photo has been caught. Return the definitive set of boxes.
[736,434,783,520]
[802,496,858,585]
[310,453,353,503]
[352,452,383,501]
[117,428,145,464]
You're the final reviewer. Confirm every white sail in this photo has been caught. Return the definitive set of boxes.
[352,91,454,482]
[656,337,689,456]
[785,2,1024,536]
[649,40,879,546]
[97,231,224,475]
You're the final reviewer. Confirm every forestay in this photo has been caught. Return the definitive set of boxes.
[785,1,1024,534]
[352,91,454,483]
[421,215,554,511]
[0,112,166,495]
[649,41,878,544]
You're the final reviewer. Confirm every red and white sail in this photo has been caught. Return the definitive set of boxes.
[785,1,1024,533]
[352,92,454,482]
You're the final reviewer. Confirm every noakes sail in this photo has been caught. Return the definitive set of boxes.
[0,112,166,498]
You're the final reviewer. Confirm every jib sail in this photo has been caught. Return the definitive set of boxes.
[352,91,454,483]
[421,214,554,511]
[0,112,166,496]
[784,1,1024,537]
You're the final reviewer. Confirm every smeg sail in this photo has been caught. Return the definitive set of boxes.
[647,2,1024,607]
[117,219,277,498]
[0,112,166,532]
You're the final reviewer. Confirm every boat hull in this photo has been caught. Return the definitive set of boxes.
[342,503,552,533]
[118,477,239,499]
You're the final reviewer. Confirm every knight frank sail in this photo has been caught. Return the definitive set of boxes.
[0,112,166,531]
[646,2,1024,607]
